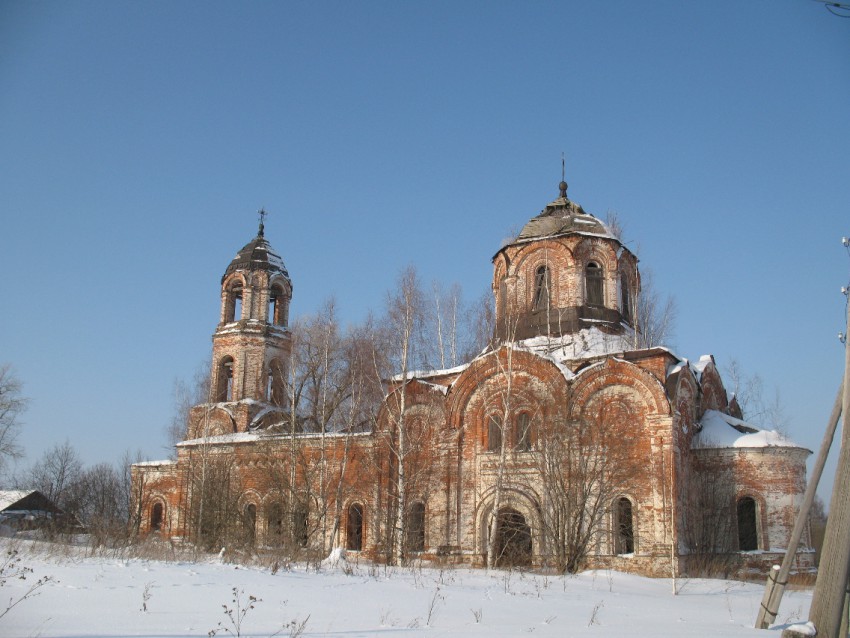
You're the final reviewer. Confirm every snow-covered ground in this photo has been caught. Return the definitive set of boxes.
[2,539,812,637]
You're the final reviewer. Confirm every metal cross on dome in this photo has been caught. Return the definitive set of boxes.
[258,208,267,236]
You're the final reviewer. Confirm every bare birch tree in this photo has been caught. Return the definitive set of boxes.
[0,364,26,477]
[635,268,677,349]
[536,394,638,573]
[380,266,428,564]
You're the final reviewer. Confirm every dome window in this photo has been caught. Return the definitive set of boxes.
[532,265,551,311]
[585,262,604,307]
[620,274,632,322]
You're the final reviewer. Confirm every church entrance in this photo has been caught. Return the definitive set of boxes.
[493,508,532,567]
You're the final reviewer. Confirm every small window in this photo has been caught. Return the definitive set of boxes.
[347,503,364,551]
[267,359,285,406]
[532,265,551,311]
[151,502,164,531]
[267,503,284,544]
[737,497,758,551]
[406,502,426,552]
[515,413,532,451]
[615,497,634,554]
[585,262,604,306]
[269,284,288,326]
[244,503,257,542]
[620,274,632,322]
[216,357,234,402]
[487,414,502,452]
[225,282,243,323]
[294,504,309,548]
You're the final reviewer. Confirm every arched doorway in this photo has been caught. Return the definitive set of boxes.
[493,507,532,567]
[150,502,164,532]
[346,503,364,551]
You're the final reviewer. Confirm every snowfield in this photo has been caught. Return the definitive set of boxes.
[2,539,813,637]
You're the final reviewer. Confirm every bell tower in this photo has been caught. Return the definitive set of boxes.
[188,212,293,439]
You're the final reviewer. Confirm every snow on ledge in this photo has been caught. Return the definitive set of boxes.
[693,410,801,450]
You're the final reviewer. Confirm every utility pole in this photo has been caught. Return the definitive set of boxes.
[797,241,850,638]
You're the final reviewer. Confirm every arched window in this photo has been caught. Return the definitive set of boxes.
[216,357,234,402]
[620,274,632,322]
[515,412,532,451]
[532,265,551,311]
[406,502,426,552]
[487,414,502,452]
[294,503,309,548]
[244,503,257,543]
[150,502,164,532]
[268,283,288,327]
[224,281,243,323]
[267,502,285,544]
[585,262,604,306]
[347,503,364,551]
[267,359,285,406]
[614,497,634,554]
[737,497,758,551]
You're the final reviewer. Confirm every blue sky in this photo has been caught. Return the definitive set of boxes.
[1,2,848,499]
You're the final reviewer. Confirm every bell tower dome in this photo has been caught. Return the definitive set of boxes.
[492,178,640,343]
[189,212,293,438]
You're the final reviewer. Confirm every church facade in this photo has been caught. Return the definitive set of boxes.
[133,181,813,576]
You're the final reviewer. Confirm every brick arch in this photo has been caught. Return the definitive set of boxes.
[569,358,670,420]
[493,252,510,285]
[573,237,619,273]
[474,485,543,558]
[376,379,448,434]
[446,347,569,431]
[512,241,575,309]
[200,405,237,437]
[221,272,248,322]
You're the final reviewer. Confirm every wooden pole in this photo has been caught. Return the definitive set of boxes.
[756,381,844,628]
[807,300,850,638]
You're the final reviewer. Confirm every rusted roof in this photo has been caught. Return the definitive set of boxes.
[514,196,615,244]
[223,231,290,283]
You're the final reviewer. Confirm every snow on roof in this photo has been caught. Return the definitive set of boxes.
[178,430,371,447]
[390,362,470,383]
[514,326,636,367]
[666,354,717,382]
[132,459,177,467]
[693,410,802,450]
[0,490,34,511]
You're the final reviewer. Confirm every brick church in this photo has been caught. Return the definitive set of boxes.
[133,179,813,575]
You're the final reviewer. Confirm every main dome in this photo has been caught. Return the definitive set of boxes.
[512,183,616,245]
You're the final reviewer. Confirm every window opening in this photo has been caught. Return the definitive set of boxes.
[406,502,426,552]
[532,265,551,311]
[267,503,284,544]
[347,503,364,551]
[225,283,243,323]
[515,413,532,451]
[737,497,758,551]
[151,502,164,531]
[294,504,309,548]
[585,262,603,306]
[615,497,634,554]
[487,414,502,452]
[620,275,632,322]
[216,357,234,402]
[244,503,257,543]
[269,284,287,326]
